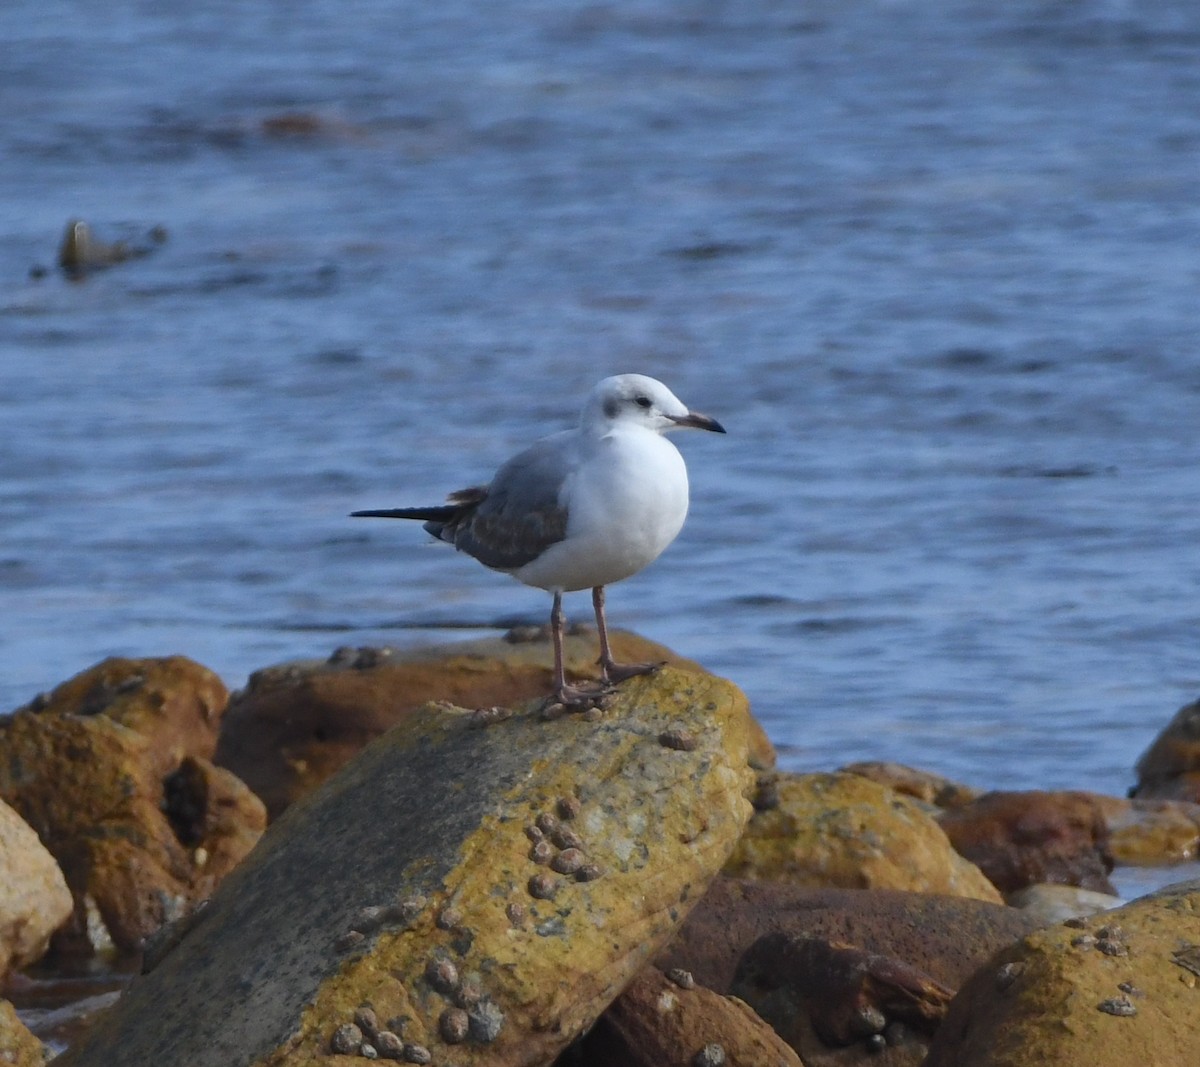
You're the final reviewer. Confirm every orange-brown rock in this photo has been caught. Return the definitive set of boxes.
[727,772,1001,902]
[1089,793,1200,866]
[0,711,264,956]
[733,933,952,1065]
[57,668,756,1067]
[569,965,803,1066]
[937,790,1115,895]
[0,799,73,978]
[660,879,1037,996]
[15,655,228,778]
[924,878,1200,1067]
[216,630,771,820]
[656,878,1037,1066]
[1132,698,1200,802]
[838,761,978,810]
[0,998,46,1067]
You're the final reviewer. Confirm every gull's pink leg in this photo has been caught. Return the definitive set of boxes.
[548,591,603,707]
[593,586,663,685]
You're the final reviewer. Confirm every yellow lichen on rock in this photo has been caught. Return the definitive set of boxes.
[725,771,1002,903]
[266,669,754,1066]
[57,668,756,1067]
[925,879,1200,1067]
[0,998,46,1067]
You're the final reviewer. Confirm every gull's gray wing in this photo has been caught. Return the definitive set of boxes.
[451,431,575,571]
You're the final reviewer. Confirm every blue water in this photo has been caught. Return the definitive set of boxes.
[3,0,1199,798]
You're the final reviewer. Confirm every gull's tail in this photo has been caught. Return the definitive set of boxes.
[350,506,457,521]
[351,486,488,542]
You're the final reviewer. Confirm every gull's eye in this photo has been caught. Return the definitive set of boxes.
[634,396,653,409]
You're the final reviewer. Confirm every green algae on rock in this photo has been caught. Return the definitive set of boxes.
[58,667,756,1067]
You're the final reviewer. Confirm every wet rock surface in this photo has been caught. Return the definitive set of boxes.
[937,790,1116,896]
[924,878,1200,1067]
[55,218,167,276]
[565,964,803,1066]
[214,630,747,820]
[56,668,755,1067]
[726,771,1001,902]
[0,673,264,955]
[1005,883,1122,927]
[0,799,73,980]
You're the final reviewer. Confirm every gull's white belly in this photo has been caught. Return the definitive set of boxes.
[514,430,689,593]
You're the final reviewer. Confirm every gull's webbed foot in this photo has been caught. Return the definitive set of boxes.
[600,659,665,686]
[540,680,613,717]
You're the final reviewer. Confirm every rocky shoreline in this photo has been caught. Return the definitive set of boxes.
[1,632,1198,1066]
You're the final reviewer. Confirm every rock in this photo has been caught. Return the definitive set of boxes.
[0,800,72,978]
[838,761,978,810]
[1005,884,1122,926]
[1133,699,1200,802]
[733,933,952,1065]
[568,965,803,1066]
[660,878,1037,996]
[56,219,166,277]
[15,989,124,1060]
[56,667,756,1067]
[657,878,1037,1067]
[937,791,1116,895]
[13,655,228,778]
[726,772,1001,902]
[1089,794,1200,865]
[0,710,264,956]
[0,998,46,1067]
[924,878,1200,1067]
[216,630,769,820]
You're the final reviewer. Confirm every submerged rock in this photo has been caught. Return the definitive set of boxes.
[726,771,1001,902]
[56,219,166,276]
[925,878,1200,1067]
[0,799,72,978]
[216,630,774,820]
[57,667,755,1067]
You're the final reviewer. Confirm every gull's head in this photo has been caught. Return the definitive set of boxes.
[582,374,726,436]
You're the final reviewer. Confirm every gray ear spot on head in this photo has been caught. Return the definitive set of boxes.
[603,397,620,418]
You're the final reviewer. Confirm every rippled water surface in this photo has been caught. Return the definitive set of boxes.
[3,0,1200,796]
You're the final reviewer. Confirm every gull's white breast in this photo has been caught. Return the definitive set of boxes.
[514,428,689,593]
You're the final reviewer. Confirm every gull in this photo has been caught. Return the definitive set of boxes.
[352,373,725,707]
